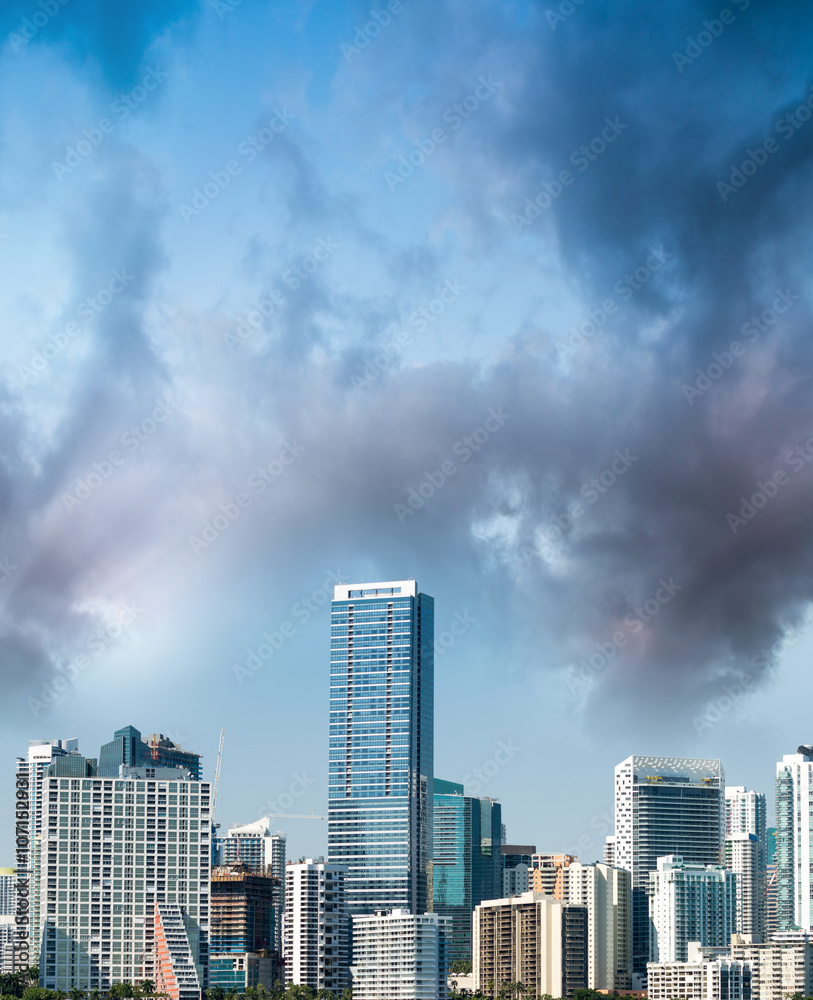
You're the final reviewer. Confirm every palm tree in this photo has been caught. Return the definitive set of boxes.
[138,982,154,997]
[69,987,85,1000]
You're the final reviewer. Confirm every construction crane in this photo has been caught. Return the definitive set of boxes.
[212,728,225,830]
[267,813,327,820]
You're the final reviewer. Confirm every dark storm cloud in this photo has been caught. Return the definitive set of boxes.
[2,0,813,730]
[303,0,813,711]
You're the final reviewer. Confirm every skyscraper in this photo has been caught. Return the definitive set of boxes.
[39,763,210,994]
[563,861,632,991]
[432,779,502,963]
[352,909,449,1000]
[776,745,813,931]
[209,866,281,991]
[612,755,724,984]
[725,785,767,942]
[216,820,285,952]
[473,892,587,998]
[328,580,434,916]
[648,855,737,963]
[15,737,85,967]
[98,727,202,780]
[284,858,349,994]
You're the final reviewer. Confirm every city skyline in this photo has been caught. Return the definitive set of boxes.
[1,0,812,886]
[1,656,804,873]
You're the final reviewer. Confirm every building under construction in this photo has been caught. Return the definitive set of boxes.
[209,865,282,990]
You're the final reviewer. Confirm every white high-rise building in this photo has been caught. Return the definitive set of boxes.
[649,855,737,963]
[727,833,763,943]
[352,909,449,1000]
[612,755,725,983]
[16,738,83,966]
[563,862,632,991]
[284,858,348,994]
[39,765,210,994]
[776,746,813,931]
[220,820,286,875]
[725,786,767,941]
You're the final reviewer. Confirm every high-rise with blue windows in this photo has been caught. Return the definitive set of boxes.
[328,580,434,916]
[432,779,502,963]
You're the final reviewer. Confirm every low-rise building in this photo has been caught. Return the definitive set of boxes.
[647,942,752,1000]
[729,930,813,999]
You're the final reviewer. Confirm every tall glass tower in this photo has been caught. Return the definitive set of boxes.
[432,779,502,963]
[328,580,434,916]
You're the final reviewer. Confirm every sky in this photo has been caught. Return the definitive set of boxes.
[1,0,813,864]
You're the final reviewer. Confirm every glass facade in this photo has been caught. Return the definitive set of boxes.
[432,779,502,962]
[614,756,724,983]
[327,580,433,916]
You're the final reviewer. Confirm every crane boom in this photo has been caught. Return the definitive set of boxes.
[212,727,225,822]
[267,813,327,820]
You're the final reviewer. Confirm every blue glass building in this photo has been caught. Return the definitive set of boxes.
[432,779,502,963]
[328,580,434,915]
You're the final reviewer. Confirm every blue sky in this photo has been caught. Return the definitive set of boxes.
[1,0,813,862]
